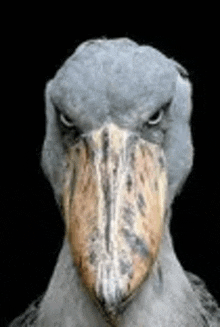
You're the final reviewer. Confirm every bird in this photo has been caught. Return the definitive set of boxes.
[10,38,220,327]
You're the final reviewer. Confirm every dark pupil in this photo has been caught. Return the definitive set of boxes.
[63,114,73,125]
[149,110,161,121]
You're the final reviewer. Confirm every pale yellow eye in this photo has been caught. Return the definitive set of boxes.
[148,109,164,125]
[60,113,75,128]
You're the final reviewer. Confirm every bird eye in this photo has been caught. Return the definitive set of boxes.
[148,109,164,125]
[60,113,75,128]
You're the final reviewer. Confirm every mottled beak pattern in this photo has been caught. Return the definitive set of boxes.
[62,123,167,319]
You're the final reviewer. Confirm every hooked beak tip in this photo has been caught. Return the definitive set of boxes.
[63,123,167,322]
[95,291,126,323]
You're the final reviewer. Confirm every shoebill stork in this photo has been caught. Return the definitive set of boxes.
[10,38,220,327]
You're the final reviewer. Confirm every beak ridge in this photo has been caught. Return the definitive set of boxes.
[63,123,167,319]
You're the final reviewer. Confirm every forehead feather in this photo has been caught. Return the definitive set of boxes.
[51,39,177,127]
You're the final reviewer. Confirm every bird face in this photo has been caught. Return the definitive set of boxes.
[62,123,167,319]
[42,38,193,324]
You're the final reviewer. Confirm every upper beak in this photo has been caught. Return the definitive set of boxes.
[62,123,167,320]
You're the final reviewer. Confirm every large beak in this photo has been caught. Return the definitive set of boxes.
[62,123,167,320]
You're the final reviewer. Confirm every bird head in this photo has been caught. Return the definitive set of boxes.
[41,38,193,322]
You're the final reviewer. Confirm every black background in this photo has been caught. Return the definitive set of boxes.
[1,10,219,326]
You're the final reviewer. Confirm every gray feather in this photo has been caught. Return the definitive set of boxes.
[10,38,219,327]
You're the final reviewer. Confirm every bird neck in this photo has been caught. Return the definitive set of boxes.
[36,229,206,327]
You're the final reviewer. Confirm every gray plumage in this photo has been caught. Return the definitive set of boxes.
[9,38,220,326]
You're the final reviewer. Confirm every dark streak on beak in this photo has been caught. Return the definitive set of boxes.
[63,123,167,323]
